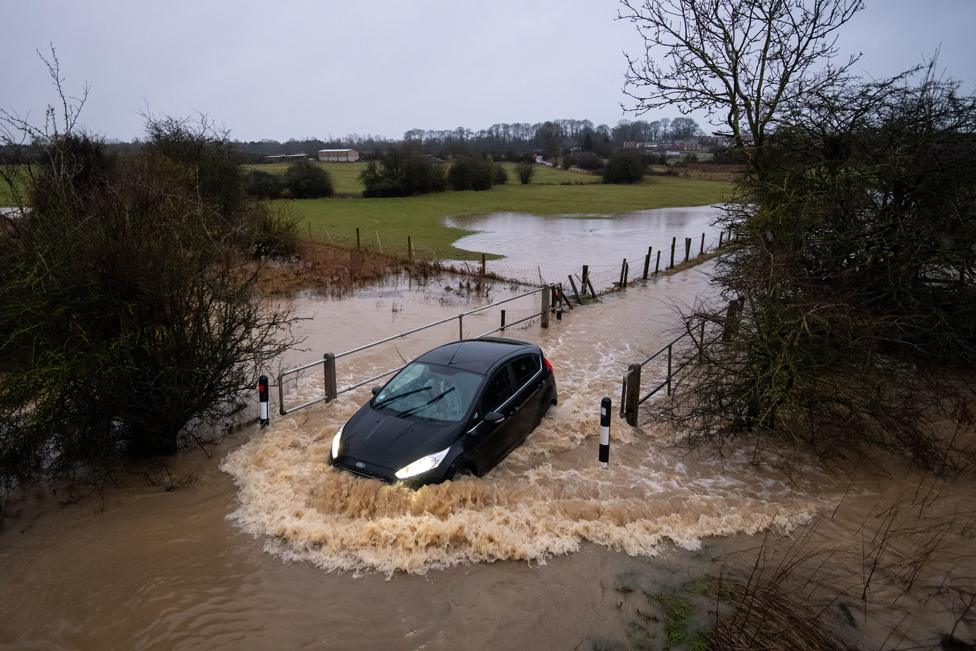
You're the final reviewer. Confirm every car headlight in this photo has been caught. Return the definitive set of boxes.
[394,447,451,480]
[330,425,344,460]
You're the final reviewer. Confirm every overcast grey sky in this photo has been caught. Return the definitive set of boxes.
[1,0,974,141]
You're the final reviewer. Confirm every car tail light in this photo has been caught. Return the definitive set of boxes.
[543,356,553,373]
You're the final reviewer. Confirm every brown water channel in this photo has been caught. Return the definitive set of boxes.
[1,262,971,648]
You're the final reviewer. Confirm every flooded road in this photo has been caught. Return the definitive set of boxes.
[1,262,968,648]
[447,206,723,286]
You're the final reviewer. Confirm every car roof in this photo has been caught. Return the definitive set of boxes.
[415,337,538,374]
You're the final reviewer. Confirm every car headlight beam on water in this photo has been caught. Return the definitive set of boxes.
[395,447,451,480]
[331,426,344,460]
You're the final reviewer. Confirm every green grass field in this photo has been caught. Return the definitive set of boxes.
[282,175,731,261]
[241,160,602,196]
[0,166,29,205]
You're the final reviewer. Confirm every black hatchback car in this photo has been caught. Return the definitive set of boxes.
[329,337,557,485]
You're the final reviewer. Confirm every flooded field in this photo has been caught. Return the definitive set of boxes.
[448,206,723,286]
[1,262,972,649]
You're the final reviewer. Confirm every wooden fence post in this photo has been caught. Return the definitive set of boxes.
[408,236,413,260]
[323,353,337,402]
[723,298,742,341]
[700,232,705,255]
[619,258,627,287]
[684,237,692,262]
[541,286,551,328]
[624,364,641,426]
[568,274,582,304]
[356,228,361,251]
[655,250,661,274]
[581,265,590,295]
[481,253,486,277]
[643,246,651,280]
[670,237,676,268]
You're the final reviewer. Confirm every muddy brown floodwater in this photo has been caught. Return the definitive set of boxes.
[1,263,972,649]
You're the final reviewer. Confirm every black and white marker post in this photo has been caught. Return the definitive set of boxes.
[258,375,270,428]
[599,396,611,465]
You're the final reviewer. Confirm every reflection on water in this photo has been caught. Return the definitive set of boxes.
[447,206,724,286]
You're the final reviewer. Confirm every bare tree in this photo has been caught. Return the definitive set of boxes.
[619,0,863,180]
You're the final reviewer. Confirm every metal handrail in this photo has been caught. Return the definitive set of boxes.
[276,284,553,415]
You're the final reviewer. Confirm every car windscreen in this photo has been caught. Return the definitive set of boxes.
[373,362,482,423]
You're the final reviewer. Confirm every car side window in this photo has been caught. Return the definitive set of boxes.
[481,367,516,416]
[510,354,541,386]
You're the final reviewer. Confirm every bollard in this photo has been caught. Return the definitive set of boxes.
[670,237,676,268]
[258,375,270,427]
[624,364,641,426]
[323,353,338,402]
[599,397,611,464]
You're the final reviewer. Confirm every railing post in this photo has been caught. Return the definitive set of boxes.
[625,363,641,426]
[324,353,337,402]
[599,397,611,465]
[258,375,270,427]
[277,372,287,416]
[643,247,651,280]
[666,345,672,396]
[541,286,551,329]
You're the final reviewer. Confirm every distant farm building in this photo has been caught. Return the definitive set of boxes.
[263,153,308,162]
[318,148,360,162]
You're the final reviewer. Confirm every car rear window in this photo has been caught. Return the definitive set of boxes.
[511,354,541,386]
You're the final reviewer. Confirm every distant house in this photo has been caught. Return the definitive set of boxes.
[318,148,360,162]
[263,153,308,162]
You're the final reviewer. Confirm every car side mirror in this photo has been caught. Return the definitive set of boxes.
[371,386,382,396]
[484,411,505,424]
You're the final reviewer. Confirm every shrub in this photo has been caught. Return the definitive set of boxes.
[0,130,293,487]
[447,157,494,191]
[492,162,508,185]
[602,152,645,183]
[283,160,334,198]
[360,149,446,197]
[515,161,535,184]
[245,170,284,199]
[574,151,604,171]
[245,203,299,258]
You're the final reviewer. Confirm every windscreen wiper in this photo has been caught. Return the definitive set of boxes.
[398,387,456,418]
[373,385,431,408]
